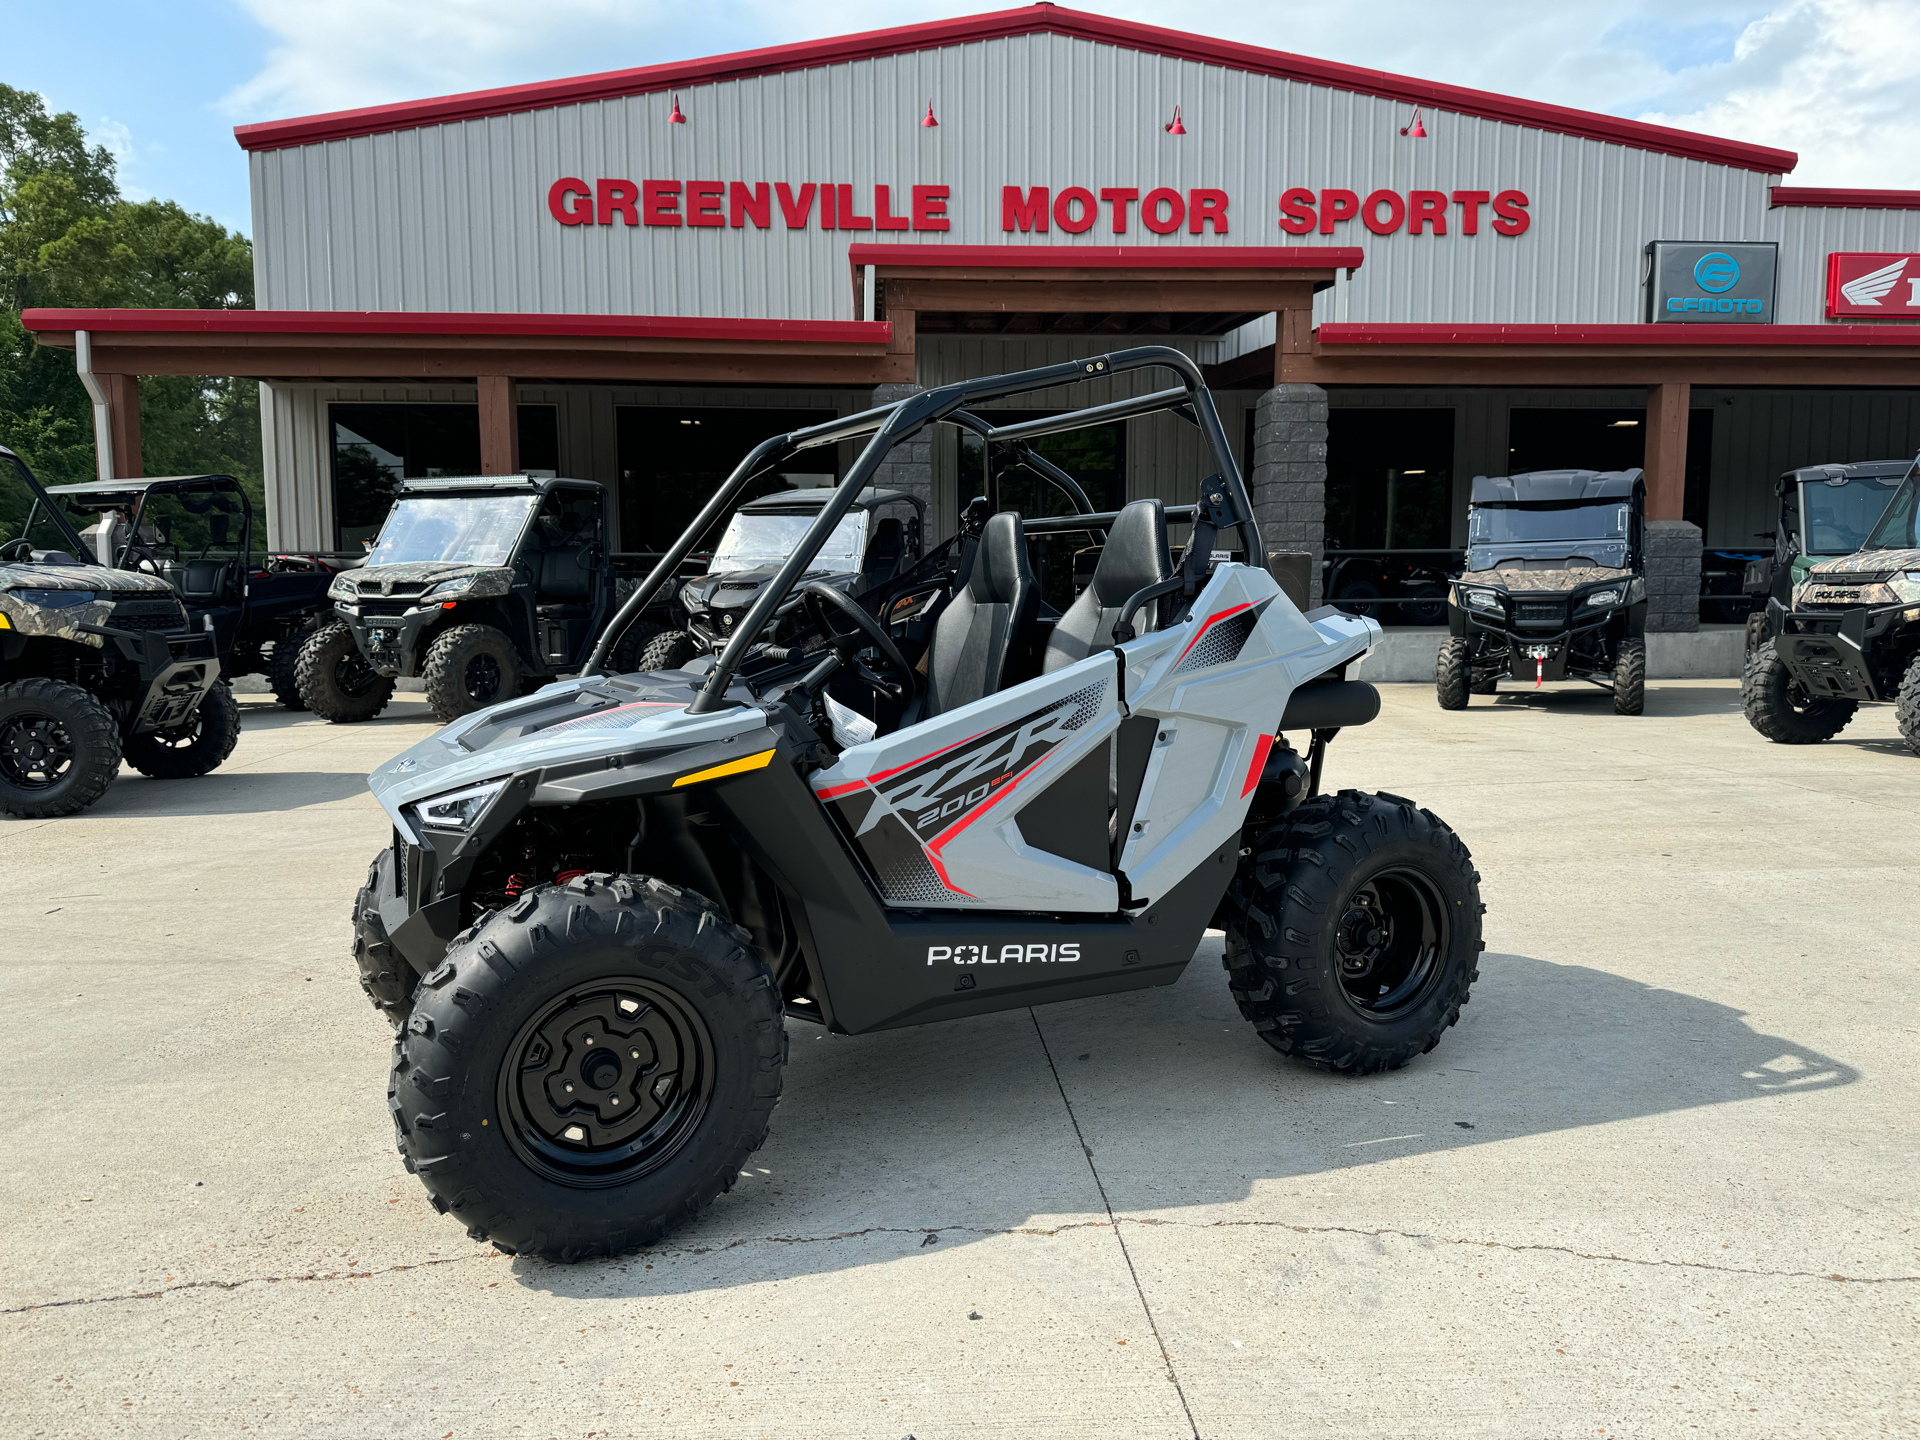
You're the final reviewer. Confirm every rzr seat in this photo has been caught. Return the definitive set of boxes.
[922,510,1036,718]
[1042,499,1171,672]
[860,517,905,591]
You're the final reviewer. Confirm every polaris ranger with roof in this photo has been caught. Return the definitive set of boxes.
[1436,469,1647,714]
[38,474,338,709]
[1743,462,1918,750]
[299,475,648,725]
[352,349,1487,1261]
[0,446,234,817]
[1740,459,1909,655]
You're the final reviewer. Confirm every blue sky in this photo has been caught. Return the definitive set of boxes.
[11,0,1916,237]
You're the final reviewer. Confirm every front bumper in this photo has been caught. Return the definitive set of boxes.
[338,606,436,677]
[84,624,221,733]
[1458,601,1624,679]
[1772,601,1913,702]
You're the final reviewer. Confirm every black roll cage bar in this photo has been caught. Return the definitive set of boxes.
[584,346,1260,715]
[0,445,93,556]
[39,474,255,572]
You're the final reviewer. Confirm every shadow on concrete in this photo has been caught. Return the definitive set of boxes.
[1481,684,1742,718]
[64,768,376,818]
[517,949,1856,1297]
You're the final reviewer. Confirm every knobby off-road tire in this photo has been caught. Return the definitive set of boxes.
[0,677,122,818]
[1896,657,1919,754]
[422,623,520,724]
[269,620,322,710]
[1742,644,1856,744]
[637,628,701,673]
[1222,789,1485,1075]
[123,679,242,779]
[1612,637,1647,716]
[353,851,419,1026]
[391,872,787,1261]
[605,619,665,674]
[1435,637,1471,710]
[297,622,395,723]
[1744,611,1769,659]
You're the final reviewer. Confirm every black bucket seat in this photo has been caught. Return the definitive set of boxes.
[1042,499,1171,672]
[921,511,1036,719]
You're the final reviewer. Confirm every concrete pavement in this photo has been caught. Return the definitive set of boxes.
[2,681,1914,1438]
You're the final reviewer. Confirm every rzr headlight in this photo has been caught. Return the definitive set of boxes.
[1584,588,1624,607]
[1461,588,1503,612]
[411,777,509,831]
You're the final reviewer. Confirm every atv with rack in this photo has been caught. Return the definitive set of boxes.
[299,475,649,726]
[0,447,233,817]
[38,473,339,709]
[1436,469,1647,714]
[351,349,1486,1261]
[1743,461,1918,750]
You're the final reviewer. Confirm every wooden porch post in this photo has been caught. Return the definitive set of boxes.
[1643,381,1691,520]
[477,375,519,475]
[100,373,143,477]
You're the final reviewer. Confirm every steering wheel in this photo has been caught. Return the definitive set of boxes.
[799,581,918,702]
[0,537,31,563]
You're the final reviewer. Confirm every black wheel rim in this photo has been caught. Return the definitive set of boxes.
[1333,866,1450,1020]
[497,976,715,1189]
[0,711,74,790]
[145,714,205,750]
[464,653,504,704]
[334,648,382,699]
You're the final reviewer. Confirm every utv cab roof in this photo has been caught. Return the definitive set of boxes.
[737,486,923,517]
[1470,469,1644,505]
[1777,459,1914,495]
[397,475,601,495]
[45,474,242,503]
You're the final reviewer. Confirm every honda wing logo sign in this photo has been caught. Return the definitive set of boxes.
[1827,252,1921,321]
[1646,241,1778,324]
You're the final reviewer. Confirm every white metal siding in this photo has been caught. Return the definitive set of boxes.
[251,32,1921,327]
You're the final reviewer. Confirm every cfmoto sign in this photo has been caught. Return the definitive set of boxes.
[1647,241,1778,323]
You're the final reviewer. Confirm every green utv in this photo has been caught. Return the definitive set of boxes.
[0,447,235,818]
[349,349,1488,1262]
[1743,462,1919,750]
[298,476,648,726]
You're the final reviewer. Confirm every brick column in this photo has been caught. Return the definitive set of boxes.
[868,382,933,516]
[1644,519,1702,633]
[1248,384,1328,606]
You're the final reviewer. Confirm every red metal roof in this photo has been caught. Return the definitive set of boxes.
[19,309,892,344]
[231,3,1799,175]
[1769,187,1920,210]
[1315,323,1915,347]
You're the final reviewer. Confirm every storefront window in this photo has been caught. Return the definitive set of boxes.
[1507,408,1712,531]
[1325,409,1455,553]
[329,403,562,550]
[613,407,839,554]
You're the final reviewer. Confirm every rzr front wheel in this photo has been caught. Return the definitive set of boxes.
[1223,789,1484,1075]
[391,873,785,1261]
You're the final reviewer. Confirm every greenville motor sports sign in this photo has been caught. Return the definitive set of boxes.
[546,179,1533,238]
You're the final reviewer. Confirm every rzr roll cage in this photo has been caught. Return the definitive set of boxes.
[586,345,1262,715]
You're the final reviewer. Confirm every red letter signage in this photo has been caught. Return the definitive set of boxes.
[548,177,593,226]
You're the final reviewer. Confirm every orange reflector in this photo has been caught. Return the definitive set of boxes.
[672,749,776,788]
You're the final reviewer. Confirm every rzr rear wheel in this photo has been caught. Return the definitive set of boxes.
[391,873,785,1261]
[1223,789,1484,1075]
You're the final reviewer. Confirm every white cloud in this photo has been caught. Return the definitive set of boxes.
[221,0,1916,186]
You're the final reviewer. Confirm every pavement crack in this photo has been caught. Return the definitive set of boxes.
[1032,1009,1200,1441]
[1134,1217,1919,1283]
[3,1253,488,1315]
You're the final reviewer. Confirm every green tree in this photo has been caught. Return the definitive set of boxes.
[0,83,259,532]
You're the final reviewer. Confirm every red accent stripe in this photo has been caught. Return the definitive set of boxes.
[228,4,1800,171]
[922,753,1051,896]
[814,778,868,800]
[1771,186,1920,210]
[1242,734,1275,798]
[849,244,1364,271]
[18,308,890,345]
[1173,600,1255,665]
[864,724,995,785]
[1315,322,1916,349]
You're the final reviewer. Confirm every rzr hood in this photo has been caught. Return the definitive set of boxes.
[365,673,767,840]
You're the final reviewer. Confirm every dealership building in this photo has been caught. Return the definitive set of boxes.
[23,4,1920,626]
